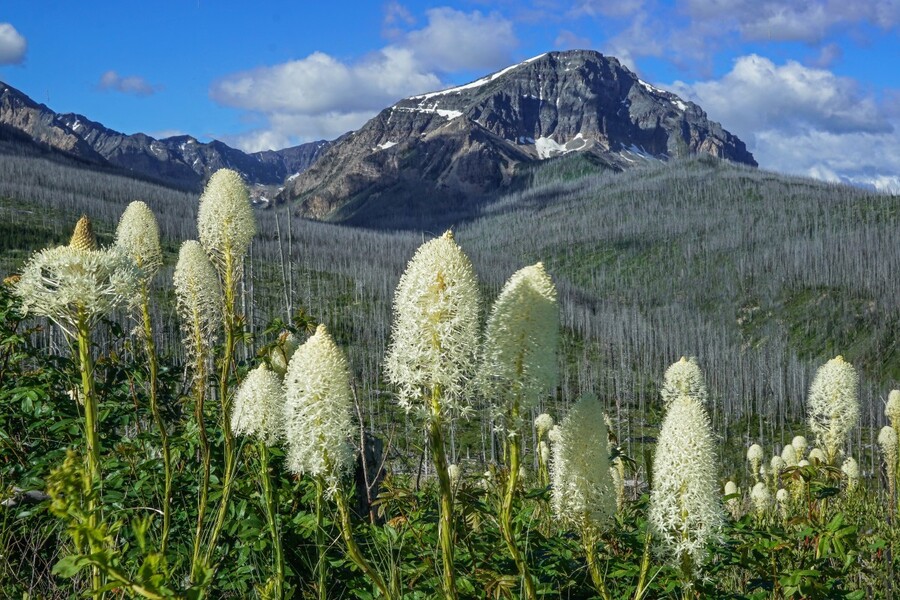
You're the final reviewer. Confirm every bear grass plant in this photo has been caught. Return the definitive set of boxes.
[2,174,900,599]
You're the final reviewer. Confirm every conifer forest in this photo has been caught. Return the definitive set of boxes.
[1,151,899,599]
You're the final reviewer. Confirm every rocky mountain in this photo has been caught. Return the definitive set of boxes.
[280,50,756,226]
[0,81,330,189]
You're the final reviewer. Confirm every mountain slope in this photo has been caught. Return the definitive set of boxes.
[0,81,330,189]
[281,50,756,226]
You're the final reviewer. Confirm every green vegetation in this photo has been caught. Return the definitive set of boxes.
[1,154,899,597]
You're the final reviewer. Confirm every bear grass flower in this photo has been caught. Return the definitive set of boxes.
[747,444,764,480]
[886,390,900,431]
[791,435,808,459]
[270,331,300,377]
[173,241,222,364]
[807,356,859,464]
[649,360,724,578]
[781,444,798,467]
[770,456,786,479]
[660,356,708,408]
[480,262,558,431]
[808,448,827,465]
[114,200,162,286]
[535,413,555,437]
[750,482,770,516]
[841,457,859,491]
[231,364,285,446]
[197,168,256,277]
[384,230,480,419]
[283,324,355,493]
[15,216,139,338]
[550,394,616,531]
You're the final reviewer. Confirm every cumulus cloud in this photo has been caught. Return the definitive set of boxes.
[670,55,900,192]
[212,7,518,151]
[0,23,26,65]
[98,71,161,96]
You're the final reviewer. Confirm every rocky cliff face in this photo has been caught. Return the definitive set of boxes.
[0,82,330,189]
[281,50,755,225]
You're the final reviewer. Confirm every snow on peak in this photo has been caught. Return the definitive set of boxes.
[409,53,548,101]
[638,79,690,112]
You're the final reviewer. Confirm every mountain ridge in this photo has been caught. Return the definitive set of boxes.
[279,50,756,227]
[0,81,330,190]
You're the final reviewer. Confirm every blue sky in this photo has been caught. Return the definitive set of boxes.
[1,1,899,189]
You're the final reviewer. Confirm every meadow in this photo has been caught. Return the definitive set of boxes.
[1,152,898,598]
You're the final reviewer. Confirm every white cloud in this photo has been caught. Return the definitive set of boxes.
[680,0,900,43]
[98,70,161,96]
[0,23,26,65]
[405,8,517,72]
[670,55,900,191]
[211,7,519,151]
[570,0,645,18]
[554,29,594,50]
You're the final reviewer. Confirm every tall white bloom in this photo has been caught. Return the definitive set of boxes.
[15,216,139,338]
[808,448,826,465]
[791,435,808,459]
[197,169,256,276]
[886,390,900,431]
[115,201,162,285]
[770,456,786,480]
[535,413,555,437]
[660,356,708,408]
[550,395,616,530]
[750,482,770,516]
[747,444,764,480]
[879,426,898,484]
[649,365,724,574]
[231,364,285,445]
[384,230,480,418]
[724,481,741,519]
[775,488,790,518]
[781,444,798,467]
[173,241,221,364]
[480,263,558,431]
[807,356,859,464]
[270,331,300,377]
[283,325,355,492]
[841,457,859,491]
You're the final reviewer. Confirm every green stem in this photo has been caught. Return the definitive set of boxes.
[259,442,284,600]
[76,313,104,599]
[500,401,536,600]
[428,386,458,600]
[582,526,611,600]
[633,527,652,600]
[188,315,210,586]
[204,249,240,567]
[140,291,172,554]
[334,484,391,598]
[315,476,327,600]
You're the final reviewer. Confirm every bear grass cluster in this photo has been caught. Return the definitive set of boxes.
[1,169,899,599]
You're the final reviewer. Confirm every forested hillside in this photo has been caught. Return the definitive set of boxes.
[1,152,897,476]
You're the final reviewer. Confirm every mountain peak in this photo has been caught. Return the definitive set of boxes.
[281,49,756,227]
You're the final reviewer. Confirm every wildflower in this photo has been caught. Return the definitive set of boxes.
[448,464,461,488]
[791,435,808,459]
[775,488,790,518]
[15,216,139,337]
[197,169,256,276]
[534,413,554,437]
[115,201,162,284]
[384,230,480,419]
[539,440,550,463]
[231,364,285,446]
[770,456,786,481]
[270,331,300,377]
[550,395,616,531]
[724,481,741,519]
[283,325,355,493]
[480,263,558,432]
[807,356,859,464]
[841,457,859,491]
[781,444,798,467]
[750,482,770,516]
[878,426,898,495]
[649,366,724,575]
[808,448,826,465]
[886,390,900,431]
[173,241,221,366]
[660,356,708,408]
[747,444,764,481]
